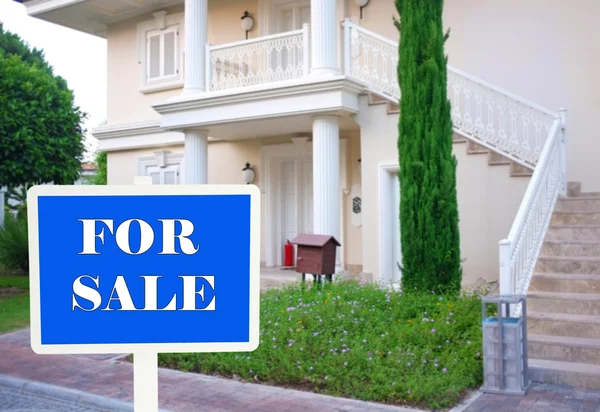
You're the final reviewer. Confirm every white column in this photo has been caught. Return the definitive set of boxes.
[310,0,339,76]
[184,130,208,184]
[183,0,208,94]
[312,115,340,247]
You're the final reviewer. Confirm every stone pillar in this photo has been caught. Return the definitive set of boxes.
[310,0,339,76]
[183,0,208,93]
[312,115,340,251]
[184,130,208,184]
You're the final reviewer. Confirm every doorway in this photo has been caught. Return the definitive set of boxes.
[380,165,402,285]
[278,158,313,264]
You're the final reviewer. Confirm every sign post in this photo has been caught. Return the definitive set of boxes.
[27,179,260,412]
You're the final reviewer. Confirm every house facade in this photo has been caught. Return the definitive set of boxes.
[20,0,600,388]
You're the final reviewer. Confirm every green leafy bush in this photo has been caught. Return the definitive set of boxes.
[0,213,29,273]
[159,281,483,409]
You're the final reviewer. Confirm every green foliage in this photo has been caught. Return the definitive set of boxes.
[4,186,29,219]
[0,23,87,188]
[159,282,483,409]
[394,0,462,294]
[90,151,107,185]
[0,213,29,274]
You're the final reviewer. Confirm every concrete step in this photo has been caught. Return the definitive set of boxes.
[528,312,600,339]
[487,151,511,166]
[529,273,600,294]
[528,334,600,365]
[528,291,600,316]
[528,358,600,389]
[466,140,488,155]
[510,162,533,177]
[551,212,600,225]
[540,240,600,257]
[545,225,600,241]
[387,102,399,114]
[555,197,600,213]
[535,256,600,274]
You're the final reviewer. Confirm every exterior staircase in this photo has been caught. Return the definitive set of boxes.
[527,185,600,387]
[367,93,533,178]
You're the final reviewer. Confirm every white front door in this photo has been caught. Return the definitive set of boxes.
[278,157,313,265]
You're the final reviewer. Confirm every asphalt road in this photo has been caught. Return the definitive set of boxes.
[0,388,105,412]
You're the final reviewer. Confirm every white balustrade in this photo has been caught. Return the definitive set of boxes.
[344,21,399,100]
[207,25,309,91]
[500,114,566,315]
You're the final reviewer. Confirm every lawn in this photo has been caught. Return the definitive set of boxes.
[159,281,483,410]
[0,275,30,333]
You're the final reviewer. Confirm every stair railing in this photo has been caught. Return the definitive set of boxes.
[342,19,568,306]
[342,19,557,168]
[499,110,567,309]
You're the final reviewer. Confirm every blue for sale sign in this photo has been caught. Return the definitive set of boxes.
[27,184,260,354]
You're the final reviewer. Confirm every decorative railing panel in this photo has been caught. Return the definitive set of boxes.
[447,69,556,167]
[207,26,309,91]
[343,20,557,168]
[345,22,399,101]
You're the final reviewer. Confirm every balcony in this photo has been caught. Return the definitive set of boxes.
[153,20,399,138]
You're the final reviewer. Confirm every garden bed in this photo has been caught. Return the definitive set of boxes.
[159,281,483,410]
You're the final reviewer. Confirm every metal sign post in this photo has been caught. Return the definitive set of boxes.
[27,178,261,412]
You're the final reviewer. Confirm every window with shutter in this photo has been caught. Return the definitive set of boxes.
[145,26,179,84]
[138,13,183,93]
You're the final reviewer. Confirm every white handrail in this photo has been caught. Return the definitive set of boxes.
[209,28,305,52]
[499,113,566,310]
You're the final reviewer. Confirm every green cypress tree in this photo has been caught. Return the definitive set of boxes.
[394,0,462,294]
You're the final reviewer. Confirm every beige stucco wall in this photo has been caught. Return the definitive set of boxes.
[106,133,361,268]
[106,0,258,125]
[349,0,600,192]
[357,96,529,286]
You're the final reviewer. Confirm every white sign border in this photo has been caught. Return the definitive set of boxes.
[27,184,260,355]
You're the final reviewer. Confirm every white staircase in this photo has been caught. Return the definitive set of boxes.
[343,21,581,387]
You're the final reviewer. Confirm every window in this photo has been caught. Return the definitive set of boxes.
[147,165,180,185]
[137,11,184,93]
[138,150,183,184]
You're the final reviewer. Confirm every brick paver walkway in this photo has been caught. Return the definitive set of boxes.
[0,329,426,412]
[462,383,600,412]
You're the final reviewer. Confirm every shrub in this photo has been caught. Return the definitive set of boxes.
[159,281,483,409]
[0,213,28,273]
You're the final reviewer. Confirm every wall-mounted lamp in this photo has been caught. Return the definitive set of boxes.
[241,11,254,40]
[354,0,369,19]
[242,162,255,184]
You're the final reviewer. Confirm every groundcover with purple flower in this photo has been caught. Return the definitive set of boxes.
[158,281,483,409]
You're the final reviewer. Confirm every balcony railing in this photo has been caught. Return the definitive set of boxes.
[206,25,309,91]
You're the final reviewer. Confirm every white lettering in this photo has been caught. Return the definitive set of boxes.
[115,219,154,255]
[72,275,102,311]
[141,276,176,310]
[79,219,114,255]
[157,219,200,255]
[180,275,216,311]
[102,276,137,310]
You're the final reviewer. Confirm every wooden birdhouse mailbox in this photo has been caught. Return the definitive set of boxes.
[290,234,341,283]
